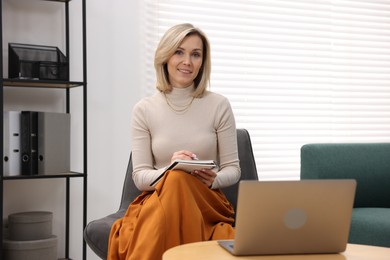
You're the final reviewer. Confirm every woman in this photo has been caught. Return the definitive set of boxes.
[108,23,241,260]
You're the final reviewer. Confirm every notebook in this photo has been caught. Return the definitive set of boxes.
[218,179,357,256]
[150,159,216,186]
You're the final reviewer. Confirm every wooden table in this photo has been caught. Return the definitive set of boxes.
[163,241,390,260]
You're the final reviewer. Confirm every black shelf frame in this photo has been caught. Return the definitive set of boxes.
[3,172,85,180]
[0,0,87,260]
[2,78,84,88]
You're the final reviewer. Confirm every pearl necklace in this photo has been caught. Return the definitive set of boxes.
[164,93,195,113]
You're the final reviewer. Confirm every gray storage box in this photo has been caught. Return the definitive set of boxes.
[3,235,57,260]
[8,211,53,241]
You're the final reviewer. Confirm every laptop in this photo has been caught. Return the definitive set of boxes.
[218,179,356,256]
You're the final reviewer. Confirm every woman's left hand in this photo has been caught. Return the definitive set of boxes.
[192,169,217,188]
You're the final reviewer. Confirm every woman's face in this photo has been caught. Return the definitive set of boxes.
[167,34,203,88]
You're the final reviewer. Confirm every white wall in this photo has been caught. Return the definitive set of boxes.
[2,1,141,259]
[85,1,142,259]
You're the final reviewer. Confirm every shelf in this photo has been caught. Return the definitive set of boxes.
[44,0,72,2]
[1,0,87,259]
[2,172,85,180]
[2,78,83,89]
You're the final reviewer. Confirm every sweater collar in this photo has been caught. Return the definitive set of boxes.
[166,84,195,101]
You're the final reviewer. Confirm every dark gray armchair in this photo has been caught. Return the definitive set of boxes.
[84,128,258,259]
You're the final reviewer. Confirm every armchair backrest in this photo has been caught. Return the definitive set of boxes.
[301,143,390,208]
[119,128,258,211]
[222,128,258,213]
[119,152,139,210]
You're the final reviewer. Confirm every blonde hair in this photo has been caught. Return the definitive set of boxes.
[154,23,211,97]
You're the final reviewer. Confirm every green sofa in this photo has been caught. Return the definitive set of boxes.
[300,143,390,247]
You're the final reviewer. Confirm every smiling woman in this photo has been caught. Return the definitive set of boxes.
[141,0,390,181]
[107,23,241,260]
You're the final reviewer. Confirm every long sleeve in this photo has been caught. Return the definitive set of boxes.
[131,98,166,191]
[211,98,241,189]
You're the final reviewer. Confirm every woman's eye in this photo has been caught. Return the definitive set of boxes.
[192,52,201,58]
[175,50,183,55]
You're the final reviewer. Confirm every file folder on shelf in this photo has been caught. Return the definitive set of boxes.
[38,112,70,175]
[3,111,22,176]
[21,111,39,175]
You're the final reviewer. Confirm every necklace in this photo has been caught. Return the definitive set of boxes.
[164,93,195,113]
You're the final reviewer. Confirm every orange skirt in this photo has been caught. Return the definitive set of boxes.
[107,170,235,260]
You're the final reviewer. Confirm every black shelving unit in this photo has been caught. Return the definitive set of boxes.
[0,0,87,259]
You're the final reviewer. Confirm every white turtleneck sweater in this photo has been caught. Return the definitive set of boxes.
[131,85,241,191]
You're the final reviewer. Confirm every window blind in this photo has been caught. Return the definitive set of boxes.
[139,0,390,180]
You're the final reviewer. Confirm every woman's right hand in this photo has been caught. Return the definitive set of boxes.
[171,150,197,163]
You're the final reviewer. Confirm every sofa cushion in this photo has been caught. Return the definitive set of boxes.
[350,208,390,247]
